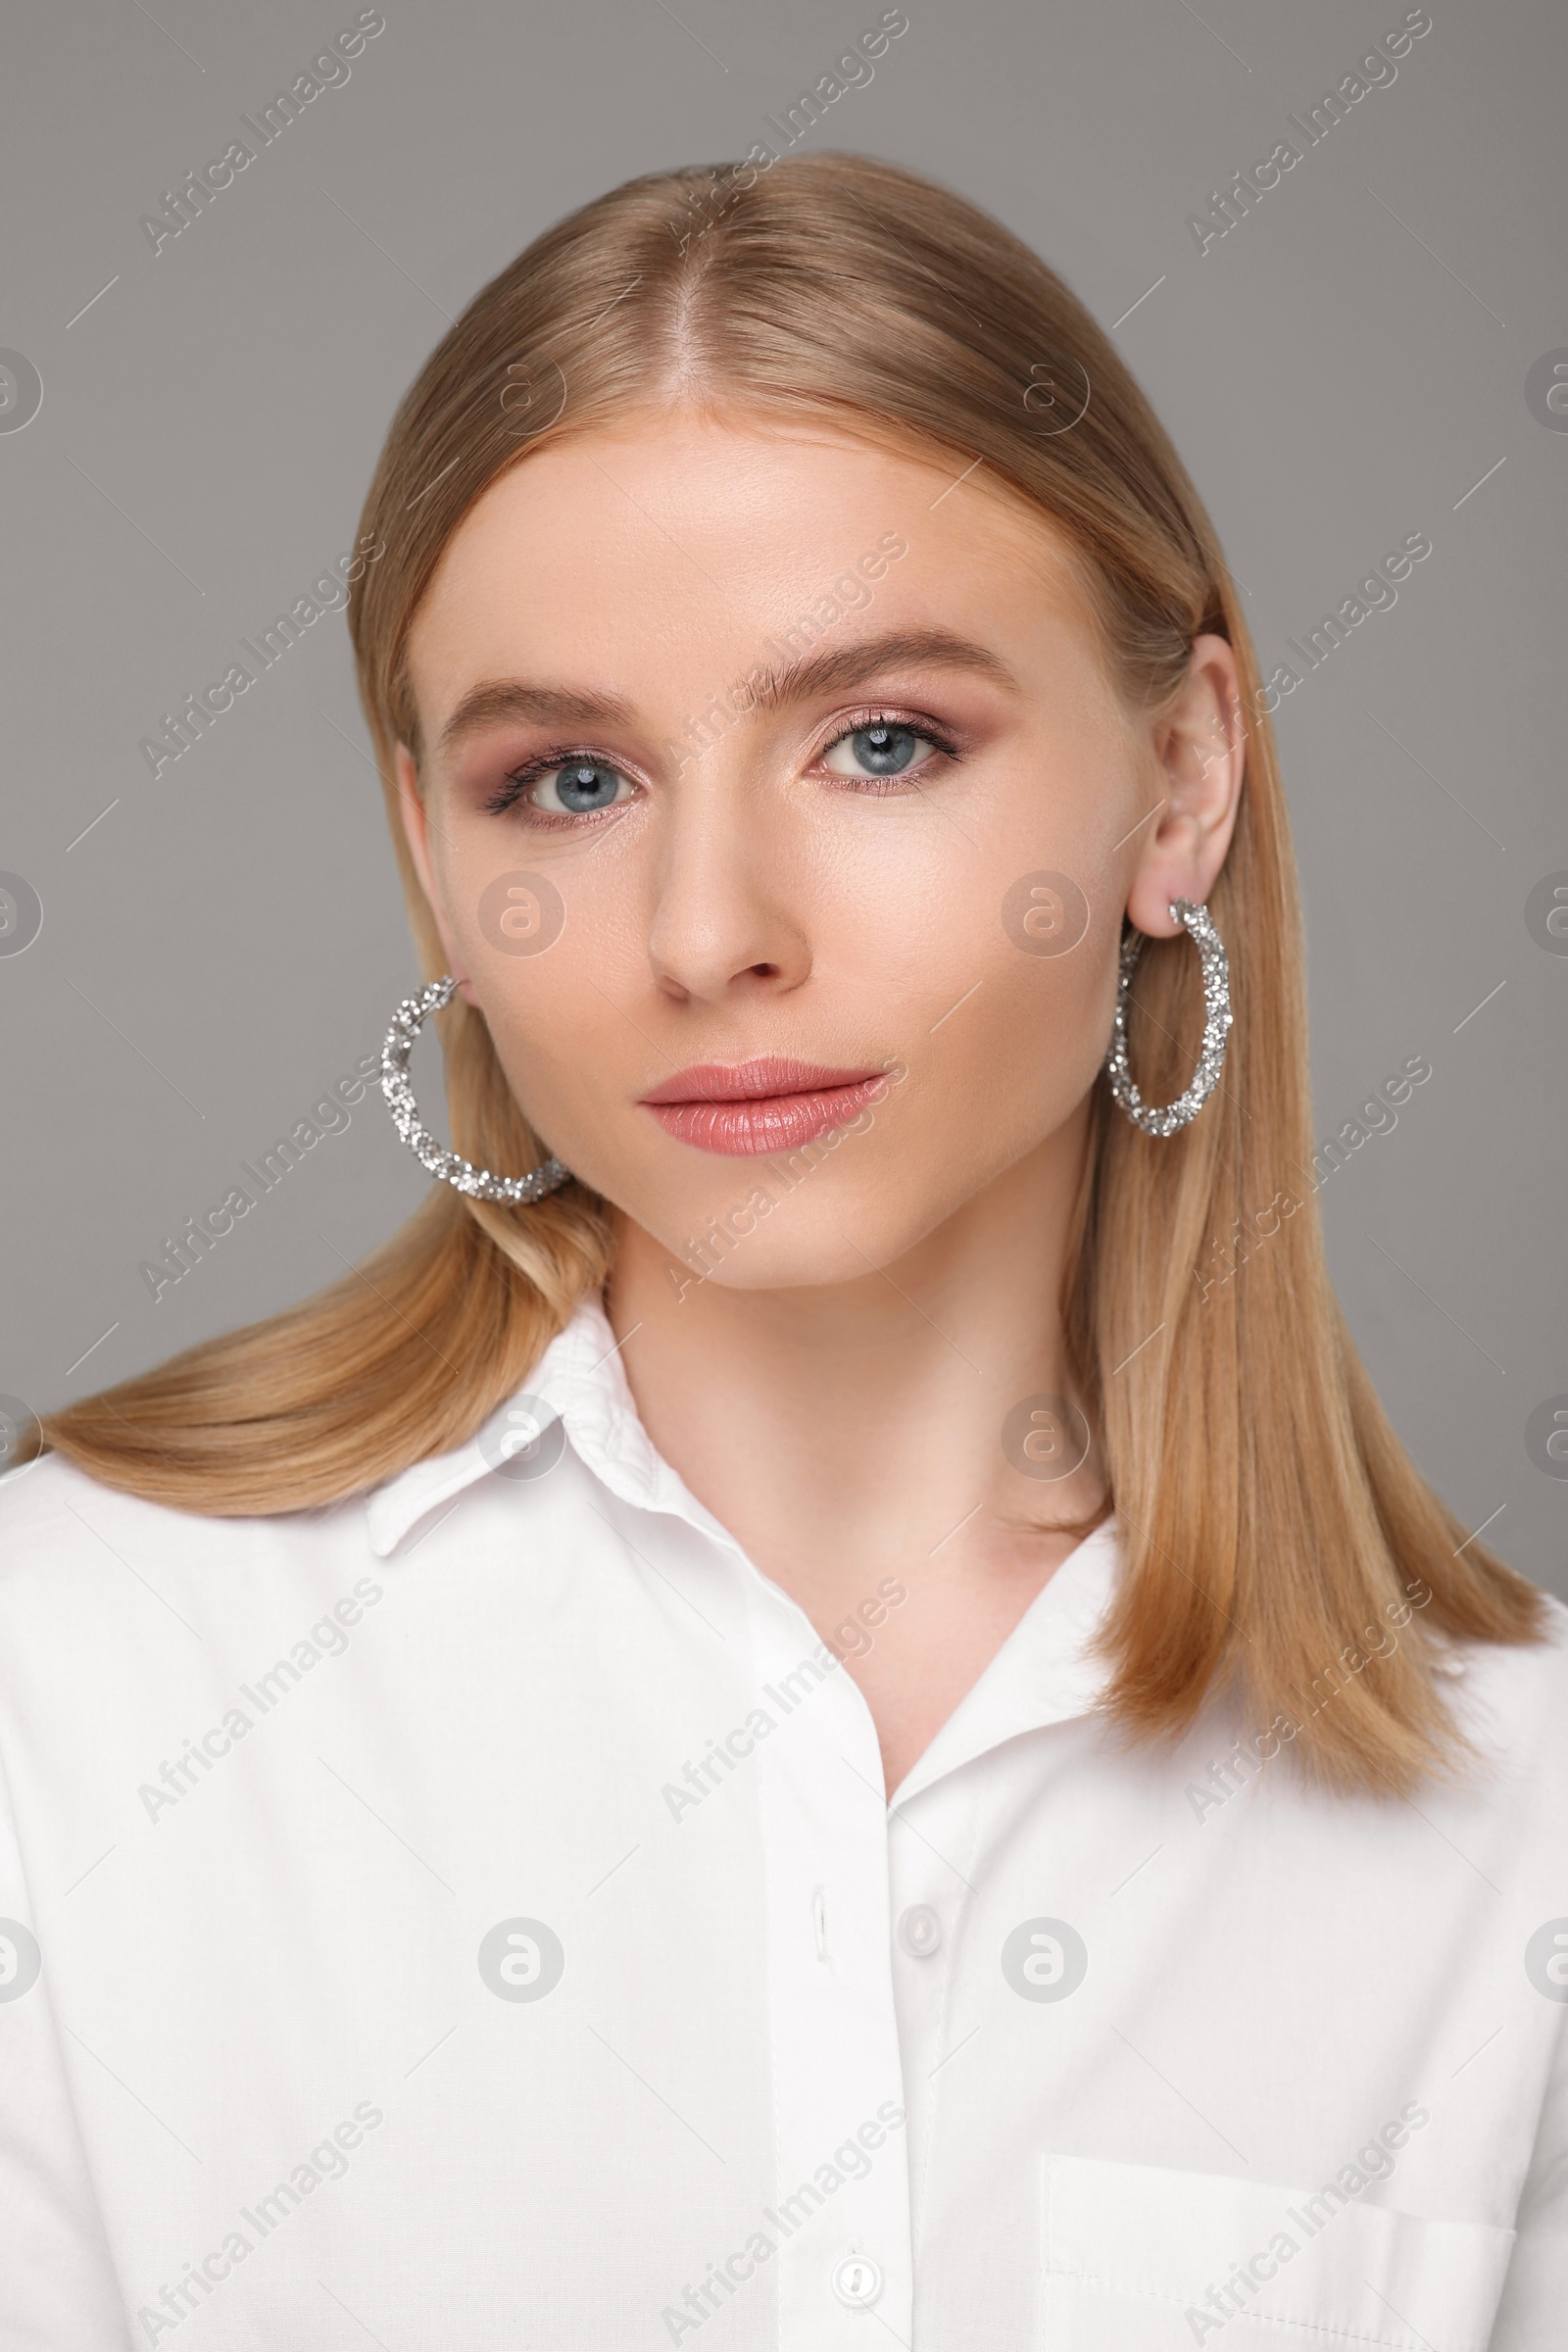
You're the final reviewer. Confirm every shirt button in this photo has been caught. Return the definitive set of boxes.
[897,1903,942,1957]
[831,2253,883,2309]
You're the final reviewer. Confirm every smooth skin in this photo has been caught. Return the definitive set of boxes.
[399,409,1244,1794]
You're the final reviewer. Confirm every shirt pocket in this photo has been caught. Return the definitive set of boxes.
[1040,2153,1514,2352]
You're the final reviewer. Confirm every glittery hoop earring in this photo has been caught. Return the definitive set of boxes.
[380,975,572,1203]
[1103,899,1232,1137]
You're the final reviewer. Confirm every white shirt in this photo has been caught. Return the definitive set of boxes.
[1,1295,1565,2352]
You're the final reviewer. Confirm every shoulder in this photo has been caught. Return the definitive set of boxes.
[1451,1588,1568,1709]
[0,1447,242,1564]
[0,1451,387,1751]
[0,1447,154,1573]
[1440,1589,1568,1802]
[0,1448,368,1620]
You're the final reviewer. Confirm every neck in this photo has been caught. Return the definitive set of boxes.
[604,1100,1104,1605]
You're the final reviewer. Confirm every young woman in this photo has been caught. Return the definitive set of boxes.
[5,153,1564,2352]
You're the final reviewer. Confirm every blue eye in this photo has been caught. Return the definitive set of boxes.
[822,721,929,778]
[526,760,635,815]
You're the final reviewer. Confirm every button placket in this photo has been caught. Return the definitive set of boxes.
[886,1774,982,2270]
[752,1619,912,2348]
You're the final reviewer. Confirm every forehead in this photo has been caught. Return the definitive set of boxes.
[402,408,1101,730]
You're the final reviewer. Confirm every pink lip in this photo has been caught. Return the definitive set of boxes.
[640,1057,892,1156]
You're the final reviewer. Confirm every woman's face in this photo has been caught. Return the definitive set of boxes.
[398,410,1242,1288]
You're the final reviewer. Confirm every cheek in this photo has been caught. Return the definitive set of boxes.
[433,858,634,1141]
[465,913,642,1105]
[930,906,1120,1145]
[817,820,1119,1123]
[439,815,643,1018]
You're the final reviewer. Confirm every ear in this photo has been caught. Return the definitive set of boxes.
[1124,633,1246,939]
[394,743,477,1001]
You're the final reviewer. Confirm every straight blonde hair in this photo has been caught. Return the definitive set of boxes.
[42,152,1544,1790]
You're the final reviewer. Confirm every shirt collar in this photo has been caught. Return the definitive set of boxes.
[363,1292,740,1558]
[364,1301,1124,1767]
[888,1516,1122,1807]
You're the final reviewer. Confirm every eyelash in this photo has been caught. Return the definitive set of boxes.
[482,707,962,824]
[819,706,963,793]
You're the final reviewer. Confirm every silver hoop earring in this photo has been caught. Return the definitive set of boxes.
[1103,899,1232,1137]
[381,975,572,1203]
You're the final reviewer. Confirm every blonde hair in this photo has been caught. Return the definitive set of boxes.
[42,152,1543,1790]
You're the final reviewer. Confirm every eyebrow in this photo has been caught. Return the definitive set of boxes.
[434,680,635,760]
[743,626,1019,711]
[431,626,1018,761]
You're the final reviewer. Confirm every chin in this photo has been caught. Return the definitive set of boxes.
[623,1157,989,1299]
[677,1227,901,1293]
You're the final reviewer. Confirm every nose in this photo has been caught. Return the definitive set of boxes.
[644,760,811,1004]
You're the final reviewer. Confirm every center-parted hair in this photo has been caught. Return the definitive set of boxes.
[44,152,1543,1790]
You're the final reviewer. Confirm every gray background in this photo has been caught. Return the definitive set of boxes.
[2,0,1563,1592]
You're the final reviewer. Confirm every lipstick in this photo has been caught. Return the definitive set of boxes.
[640,1056,892,1156]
